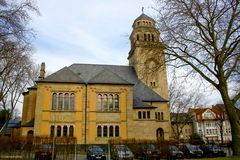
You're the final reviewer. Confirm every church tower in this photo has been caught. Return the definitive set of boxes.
[128,12,169,99]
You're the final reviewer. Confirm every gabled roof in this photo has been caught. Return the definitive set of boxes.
[38,67,85,83]
[68,63,138,84]
[88,68,133,84]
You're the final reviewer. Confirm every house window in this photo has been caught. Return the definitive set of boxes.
[161,112,164,120]
[63,125,68,136]
[97,93,120,112]
[50,125,55,137]
[97,94,102,111]
[138,111,142,119]
[114,94,119,111]
[103,94,108,111]
[158,112,160,120]
[143,111,146,119]
[109,126,114,137]
[97,126,102,137]
[57,126,61,137]
[115,126,119,137]
[109,94,113,111]
[52,92,74,111]
[70,93,75,111]
[64,93,69,110]
[103,126,108,137]
[147,111,150,119]
[58,93,63,110]
[52,93,57,110]
[69,126,74,136]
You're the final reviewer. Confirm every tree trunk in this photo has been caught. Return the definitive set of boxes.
[218,81,240,155]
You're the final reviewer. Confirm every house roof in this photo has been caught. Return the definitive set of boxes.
[190,108,208,114]
[36,63,168,108]
[7,119,21,128]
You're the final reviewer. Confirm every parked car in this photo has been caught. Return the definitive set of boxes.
[35,144,56,160]
[141,144,161,160]
[178,144,203,158]
[166,145,184,160]
[201,144,226,157]
[87,145,106,160]
[111,144,134,160]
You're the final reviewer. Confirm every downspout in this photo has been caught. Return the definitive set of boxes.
[84,83,88,151]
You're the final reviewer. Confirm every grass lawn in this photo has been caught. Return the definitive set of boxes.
[191,156,240,160]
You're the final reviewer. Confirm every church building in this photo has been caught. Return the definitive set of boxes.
[21,13,171,144]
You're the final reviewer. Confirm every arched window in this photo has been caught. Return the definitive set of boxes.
[57,126,61,137]
[158,112,160,120]
[114,94,119,111]
[50,125,54,137]
[97,94,102,111]
[115,126,119,137]
[64,93,69,110]
[144,34,147,41]
[138,111,142,119]
[109,126,114,137]
[63,125,68,136]
[152,34,154,41]
[52,93,57,110]
[148,34,150,41]
[103,94,108,111]
[58,93,63,110]
[103,126,108,137]
[70,93,75,111]
[69,126,74,136]
[97,126,102,137]
[109,94,113,111]
[137,34,139,41]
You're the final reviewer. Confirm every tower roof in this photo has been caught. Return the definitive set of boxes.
[134,13,155,22]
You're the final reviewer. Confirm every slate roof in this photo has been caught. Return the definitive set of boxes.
[37,63,168,108]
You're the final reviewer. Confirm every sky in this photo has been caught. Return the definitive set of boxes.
[31,0,156,73]
[25,0,222,109]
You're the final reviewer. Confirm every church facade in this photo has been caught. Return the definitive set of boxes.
[21,13,171,144]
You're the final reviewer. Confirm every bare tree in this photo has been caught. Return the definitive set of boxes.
[169,74,205,142]
[0,0,39,134]
[155,0,240,155]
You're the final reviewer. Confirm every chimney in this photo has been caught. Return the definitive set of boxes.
[38,62,45,80]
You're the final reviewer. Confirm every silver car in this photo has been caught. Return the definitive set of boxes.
[111,145,134,160]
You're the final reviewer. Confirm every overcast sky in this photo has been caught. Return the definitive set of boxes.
[31,0,156,73]
[27,0,222,107]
